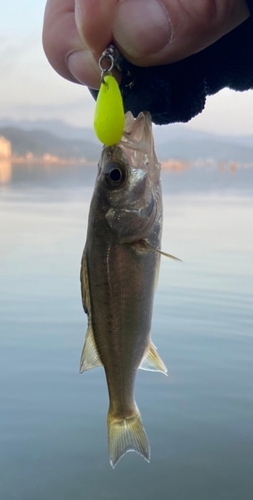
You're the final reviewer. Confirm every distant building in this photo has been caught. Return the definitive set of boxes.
[0,136,11,159]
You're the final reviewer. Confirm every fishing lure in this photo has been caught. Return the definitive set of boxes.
[94,45,125,146]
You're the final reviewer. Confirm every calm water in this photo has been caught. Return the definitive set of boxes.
[1,163,253,500]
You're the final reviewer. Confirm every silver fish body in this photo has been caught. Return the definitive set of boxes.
[80,111,167,468]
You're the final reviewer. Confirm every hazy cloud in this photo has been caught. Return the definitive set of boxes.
[188,89,253,136]
[1,1,253,135]
[0,95,96,127]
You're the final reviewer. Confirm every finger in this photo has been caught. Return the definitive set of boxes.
[75,0,118,53]
[68,0,120,87]
[112,0,250,66]
[42,0,101,88]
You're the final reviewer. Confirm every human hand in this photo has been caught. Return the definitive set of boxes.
[43,0,250,90]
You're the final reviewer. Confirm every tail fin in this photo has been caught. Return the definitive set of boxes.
[107,406,150,468]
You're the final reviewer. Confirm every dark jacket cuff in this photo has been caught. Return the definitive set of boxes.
[90,14,253,125]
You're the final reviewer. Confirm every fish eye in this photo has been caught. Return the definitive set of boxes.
[104,162,127,189]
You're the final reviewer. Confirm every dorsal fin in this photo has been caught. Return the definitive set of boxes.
[80,252,103,372]
[80,323,102,372]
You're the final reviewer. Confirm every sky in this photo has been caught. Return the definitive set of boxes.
[1,0,253,136]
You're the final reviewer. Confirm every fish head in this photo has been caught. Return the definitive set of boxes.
[96,111,162,243]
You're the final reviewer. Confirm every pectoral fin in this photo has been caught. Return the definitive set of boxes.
[139,342,167,375]
[143,240,182,262]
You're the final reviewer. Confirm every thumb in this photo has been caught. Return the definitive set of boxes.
[112,0,250,66]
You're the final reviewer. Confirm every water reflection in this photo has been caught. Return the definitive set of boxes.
[0,159,12,183]
[0,161,252,197]
[0,163,253,500]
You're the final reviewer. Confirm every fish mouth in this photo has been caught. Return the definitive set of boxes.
[101,112,157,175]
[120,111,153,154]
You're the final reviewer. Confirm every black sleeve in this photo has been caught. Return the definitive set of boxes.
[90,4,253,125]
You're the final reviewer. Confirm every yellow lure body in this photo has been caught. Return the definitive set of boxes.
[94,75,124,146]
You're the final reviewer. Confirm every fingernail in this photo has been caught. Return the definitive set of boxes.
[67,50,101,88]
[75,0,86,47]
[114,0,172,58]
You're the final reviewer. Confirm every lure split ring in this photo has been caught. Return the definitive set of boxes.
[94,45,125,147]
[99,47,115,83]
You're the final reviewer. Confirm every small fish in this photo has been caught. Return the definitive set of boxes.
[80,111,172,468]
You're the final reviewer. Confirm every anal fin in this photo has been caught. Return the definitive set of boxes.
[139,342,167,375]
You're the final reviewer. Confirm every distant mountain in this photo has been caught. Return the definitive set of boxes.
[0,127,100,161]
[153,125,253,161]
[0,118,252,162]
[0,119,99,143]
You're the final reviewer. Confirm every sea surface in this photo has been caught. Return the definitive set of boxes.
[1,162,253,500]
